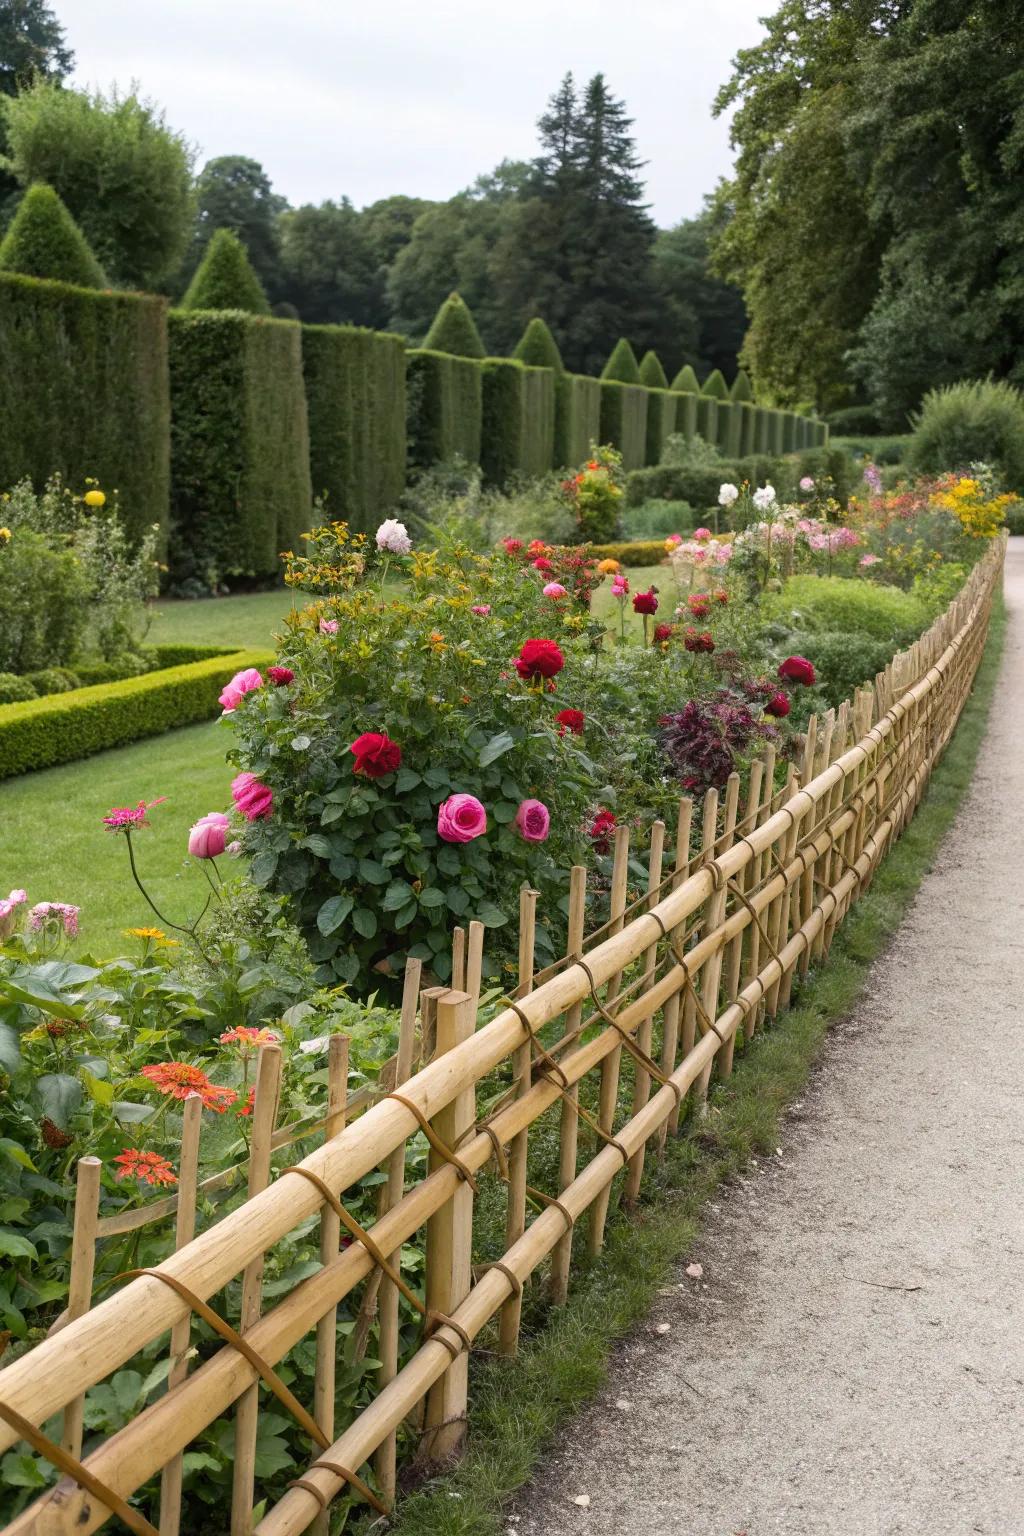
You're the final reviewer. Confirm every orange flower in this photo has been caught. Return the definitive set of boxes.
[218,1026,280,1049]
[141,1062,237,1112]
[113,1148,177,1187]
[236,1087,256,1118]
[597,558,620,574]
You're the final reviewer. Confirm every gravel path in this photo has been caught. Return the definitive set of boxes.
[514,543,1024,1536]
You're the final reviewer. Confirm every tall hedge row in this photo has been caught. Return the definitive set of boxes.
[673,390,699,440]
[696,394,718,446]
[0,271,169,546]
[168,311,311,581]
[406,348,483,469]
[303,325,406,533]
[480,359,555,484]
[599,381,648,470]
[554,373,602,468]
[645,388,677,465]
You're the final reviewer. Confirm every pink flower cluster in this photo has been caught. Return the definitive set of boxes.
[673,539,732,567]
[0,887,27,941]
[29,902,80,939]
[436,793,550,844]
[219,667,263,713]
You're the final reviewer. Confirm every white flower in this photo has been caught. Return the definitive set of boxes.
[718,483,739,507]
[375,518,412,555]
[752,484,776,512]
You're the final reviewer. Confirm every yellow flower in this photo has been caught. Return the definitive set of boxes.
[0,527,10,542]
[124,926,166,941]
[84,489,106,508]
[597,558,620,574]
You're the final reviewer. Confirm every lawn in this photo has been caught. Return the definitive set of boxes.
[1,565,675,954]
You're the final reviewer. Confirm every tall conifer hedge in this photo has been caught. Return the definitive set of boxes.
[303,325,406,532]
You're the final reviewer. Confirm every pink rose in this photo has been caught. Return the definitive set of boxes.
[319,618,339,635]
[188,811,230,858]
[219,667,263,712]
[437,793,487,843]
[231,772,273,821]
[542,582,568,599]
[693,527,712,541]
[514,798,550,842]
[471,604,492,616]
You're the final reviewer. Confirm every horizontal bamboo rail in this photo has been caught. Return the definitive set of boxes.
[0,535,1004,1535]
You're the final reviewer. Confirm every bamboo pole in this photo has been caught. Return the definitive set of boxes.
[309,1035,349,1536]
[587,824,631,1257]
[158,1095,203,1536]
[59,1156,101,1460]
[623,821,665,1205]
[711,776,741,1080]
[660,797,692,1147]
[550,866,587,1304]
[692,784,722,1107]
[499,888,536,1354]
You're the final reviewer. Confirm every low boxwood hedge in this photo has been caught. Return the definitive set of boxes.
[0,647,273,780]
[587,539,674,566]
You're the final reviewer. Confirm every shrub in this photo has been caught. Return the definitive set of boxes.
[554,373,602,468]
[625,462,727,511]
[764,575,930,645]
[832,434,910,466]
[661,432,721,468]
[776,630,895,709]
[480,359,555,485]
[302,324,406,534]
[560,445,623,542]
[0,672,36,703]
[731,369,753,403]
[828,404,881,435]
[0,182,106,288]
[671,364,700,393]
[701,368,730,400]
[908,378,1024,491]
[422,291,486,358]
[0,271,170,547]
[0,647,273,779]
[620,501,697,539]
[601,338,641,384]
[23,667,80,695]
[638,350,669,389]
[599,381,647,470]
[513,317,564,373]
[406,348,483,470]
[180,228,270,316]
[0,527,90,672]
[168,310,311,584]
[588,538,674,565]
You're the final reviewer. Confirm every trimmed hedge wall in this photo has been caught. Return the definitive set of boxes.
[695,394,718,445]
[672,391,698,441]
[406,348,482,470]
[588,539,674,566]
[521,365,556,478]
[716,399,742,458]
[480,359,555,485]
[645,388,677,466]
[169,311,311,582]
[554,373,602,468]
[0,648,273,780]
[0,271,169,546]
[303,324,406,533]
[599,381,648,471]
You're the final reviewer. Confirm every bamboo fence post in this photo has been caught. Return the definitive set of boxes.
[420,991,476,1464]
[230,1044,283,1536]
[418,985,446,1067]
[703,775,740,1082]
[763,765,800,1018]
[680,789,720,1084]
[374,962,421,1504]
[774,766,805,1013]
[550,866,587,1304]
[659,796,692,1147]
[158,1094,203,1536]
[725,759,763,1042]
[692,785,722,1107]
[499,888,536,1353]
[59,1156,101,1460]
[464,921,485,1007]
[587,824,631,1258]
[451,927,466,992]
[623,821,664,1205]
[309,1035,349,1536]
[747,746,776,1039]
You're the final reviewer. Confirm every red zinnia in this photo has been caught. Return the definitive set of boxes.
[555,707,585,736]
[532,556,554,573]
[778,655,816,686]
[236,1087,256,1118]
[764,691,791,719]
[653,623,674,643]
[113,1148,178,1187]
[687,594,711,616]
[633,588,659,615]
[141,1062,237,1113]
[349,731,402,777]
[589,807,617,853]
[515,639,565,681]
[684,629,715,654]
[502,537,523,555]
[267,666,294,686]
[219,1026,280,1049]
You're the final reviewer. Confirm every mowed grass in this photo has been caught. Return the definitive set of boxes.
[0,566,676,953]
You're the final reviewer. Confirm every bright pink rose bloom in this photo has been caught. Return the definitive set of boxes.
[231,772,273,821]
[515,799,550,842]
[542,582,568,599]
[532,556,554,573]
[693,527,712,541]
[219,667,263,712]
[437,794,487,843]
[611,574,630,597]
[471,604,492,616]
[188,811,230,858]
[267,666,294,686]
[778,655,816,687]
[319,618,339,635]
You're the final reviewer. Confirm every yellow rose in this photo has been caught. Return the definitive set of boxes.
[84,488,106,508]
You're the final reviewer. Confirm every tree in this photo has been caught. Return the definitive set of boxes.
[180,227,269,314]
[361,194,435,269]
[512,316,564,372]
[0,0,73,96]
[3,80,195,287]
[278,198,382,325]
[183,156,286,298]
[638,349,668,388]
[601,337,640,382]
[0,179,104,286]
[422,290,486,358]
[671,363,700,393]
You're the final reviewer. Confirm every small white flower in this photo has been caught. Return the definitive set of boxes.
[752,483,776,512]
[718,482,739,507]
[375,518,412,555]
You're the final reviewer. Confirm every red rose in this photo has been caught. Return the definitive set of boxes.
[532,556,554,573]
[765,691,791,718]
[267,666,294,686]
[684,628,715,654]
[502,537,523,555]
[589,808,617,853]
[653,623,674,643]
[555,707,585,736]
[778,655,816,686]
[515,639,565,681]
[633,588,659,615]
[349,731,402,777]
[687,594,710,616]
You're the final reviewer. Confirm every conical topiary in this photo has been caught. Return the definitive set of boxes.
[671,363,700,393]
[423,291,486,358]
[731,368,754,403]
[180,228,270,315]
[513,316,564,373]
[0,182,106,289]
[638,350,669,389]
[601,338,641,383]
[701,368,730,399]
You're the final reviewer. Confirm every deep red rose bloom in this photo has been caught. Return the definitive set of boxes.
[684,628,715,654]
[764,691,791,719]
[502,537,523,555]
[589,808,617,853]
[555,707,585,736]
[633,588,659,615]
[515,639,565,681]
[778,655,816,687]
[267,666,294,686]
[349,731,402,777]
[653,623,674,643]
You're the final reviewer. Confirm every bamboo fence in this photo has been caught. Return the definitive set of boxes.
[0,535,1004,1536]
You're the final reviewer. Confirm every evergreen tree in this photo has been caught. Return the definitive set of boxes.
[279,198,382,325]
[0,0,73,96]
[701,368,729,399]
[180,227,270,314]
[671,363,700,393]
[422,290,486,358]
[513,316,564,372]
[601,337,640,383]
[183,156,286,299]
[638,349,668,388]
[0,180,105,287]
[731,368,754,402]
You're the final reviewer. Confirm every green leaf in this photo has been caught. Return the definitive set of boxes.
[394,902,418,931]
[381,880,413,913]
[0,1230,37,1261]
[358,858,389,886]
[81,1071,114,1106]
[476,901,508,927]
[492,800,518,824]
[395,768,422,793]
[418,887,445,908]
[301,834,333,859]
[290,734,312,751]
[35,1073,82,1130]
[249,851,278,887]
[112,1100,154,1125]
[317,894,353,937]
[446,886,470,915]
[0,1023,20,1075]
[352,907,378,939]
[0,1138,35,1171]
[479,731,515,767]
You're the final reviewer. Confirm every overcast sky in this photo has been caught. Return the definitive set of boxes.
[59,0,767,227]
